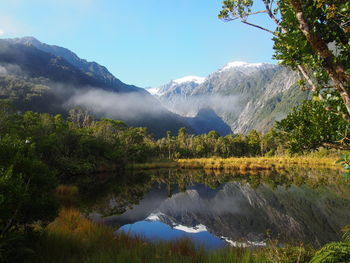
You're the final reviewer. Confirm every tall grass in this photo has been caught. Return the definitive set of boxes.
[34,209,314,263]
[129,157,340,171]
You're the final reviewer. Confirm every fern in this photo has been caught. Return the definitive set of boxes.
[309,242,350,263]
[341,225,350,242]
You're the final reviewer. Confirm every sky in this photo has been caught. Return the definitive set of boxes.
[0,0,277,87]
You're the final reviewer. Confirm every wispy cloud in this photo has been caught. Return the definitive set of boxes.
[66,88,165,121]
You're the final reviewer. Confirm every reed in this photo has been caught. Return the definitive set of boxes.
[177,157,339,171]
[129,156,340,172]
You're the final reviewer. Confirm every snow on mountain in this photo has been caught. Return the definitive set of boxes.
[145,212,208,234]
[173,76,206,85]
[151,60,305,134]
[173,224,207,233]
[155,75,205,99]
[218,61,274,75]
[221,61,264,71]
[145,212,164,221]
[146,87,161,96]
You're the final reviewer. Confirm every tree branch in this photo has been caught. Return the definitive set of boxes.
[262,0,285,31]
[325,106,350,122]
[241,20,275,34]
[322,142,350,150]
[297,65,318,92]
[246,10,269,16]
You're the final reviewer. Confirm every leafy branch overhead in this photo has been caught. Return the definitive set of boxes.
[219,0,350,122]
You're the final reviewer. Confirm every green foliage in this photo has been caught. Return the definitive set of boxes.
[219,0,254,21]
[276,100,350,153]
[0,103,157,261]
[341,225,350,243]
[335,155,350,178]
[219,0,350,153]
[309,224,350,263]
[309,242,350,263]
[0,136,58,225]
[0,136,58,262]
[155,128,275,159]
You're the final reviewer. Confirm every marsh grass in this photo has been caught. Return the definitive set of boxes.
[129,157,340,172]
[177,157,339,171]
[34,209,315,263]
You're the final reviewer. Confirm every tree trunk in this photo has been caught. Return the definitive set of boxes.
[289,0,350,118]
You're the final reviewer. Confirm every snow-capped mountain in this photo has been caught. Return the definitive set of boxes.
[146,212,207,234]
[153,61,309,134]
[151,75,206,99]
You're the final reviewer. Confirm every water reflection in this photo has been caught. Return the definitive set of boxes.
[118,220,226,248]
[87,167,350,247]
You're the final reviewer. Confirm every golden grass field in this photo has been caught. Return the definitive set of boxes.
[129,156,340,172]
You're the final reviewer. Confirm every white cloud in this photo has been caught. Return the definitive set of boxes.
[0,29,4,36]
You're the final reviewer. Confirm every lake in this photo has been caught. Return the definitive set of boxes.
[87,167,350,248]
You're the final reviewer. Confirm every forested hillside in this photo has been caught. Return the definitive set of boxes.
[0,38,193,137]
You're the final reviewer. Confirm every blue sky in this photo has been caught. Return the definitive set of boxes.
[0,0,277,87]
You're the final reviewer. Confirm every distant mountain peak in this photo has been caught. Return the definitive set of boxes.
[173,75,205,85]
[146,87,161,96]
[3,36,145,92]
[9,36,41,46]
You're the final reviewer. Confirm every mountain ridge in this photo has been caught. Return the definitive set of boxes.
[0,37,195,137]
[154,61,310,133]
[4,36,142,92]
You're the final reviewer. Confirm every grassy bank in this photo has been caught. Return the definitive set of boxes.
[128,156,340,171]
[34,209,314,263]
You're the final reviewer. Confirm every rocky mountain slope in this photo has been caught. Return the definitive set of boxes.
[153,62,311,134]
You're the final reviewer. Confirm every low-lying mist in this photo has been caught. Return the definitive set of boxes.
[159,94,241,118]
[0,62,168,121]
[66,88,167,121]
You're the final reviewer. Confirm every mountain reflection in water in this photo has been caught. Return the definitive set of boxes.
[88,168,350,248]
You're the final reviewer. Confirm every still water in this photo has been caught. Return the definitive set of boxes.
[88,167,350,248]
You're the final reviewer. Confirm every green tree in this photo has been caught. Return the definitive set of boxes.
[246,130,262,156]
[277,100,350,153]
[0,99,16,135]
[219,0,350,124]
[0,136,58,262]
